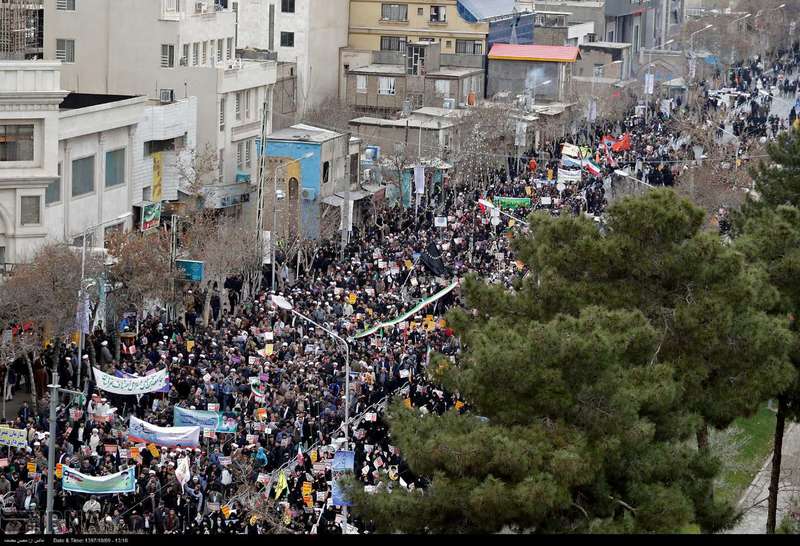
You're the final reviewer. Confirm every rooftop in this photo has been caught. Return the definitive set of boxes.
[349,116,457,130]
[348,64,407,76]
[488,44,580,63]
[580,41,632,50]
[59,93,138,111]
[268,123,343,143]
[427,67,484,78]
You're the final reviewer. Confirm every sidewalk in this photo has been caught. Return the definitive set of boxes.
[727,423,800,534]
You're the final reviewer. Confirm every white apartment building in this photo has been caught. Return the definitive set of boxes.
[43,0,278,210]
[235,0,349,118]
[0,61,198,264]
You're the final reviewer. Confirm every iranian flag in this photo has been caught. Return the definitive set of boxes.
[583,158,601,176]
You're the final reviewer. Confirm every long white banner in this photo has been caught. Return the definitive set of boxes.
[128,416,201,448]
[93,367,169,396]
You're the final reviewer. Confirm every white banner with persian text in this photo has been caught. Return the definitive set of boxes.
[93,367,169,396]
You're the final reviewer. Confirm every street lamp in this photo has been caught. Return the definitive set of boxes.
[689,24,713,53]
[645,39,675,122]
[73,212,133,390]
[270,294,352,532]
[590,60,622,144]
[257,153,314,292]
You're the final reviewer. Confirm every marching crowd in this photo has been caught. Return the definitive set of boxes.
[1,39,799,536]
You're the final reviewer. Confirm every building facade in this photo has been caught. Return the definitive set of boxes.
[43,0,277,205]
[235,0,349,118]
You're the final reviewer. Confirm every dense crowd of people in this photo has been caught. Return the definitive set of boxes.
[1,40,799,536]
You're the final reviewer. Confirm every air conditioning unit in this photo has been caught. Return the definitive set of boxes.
[160,89,175,104]
[442,98,456,110]
[300,188,316,201]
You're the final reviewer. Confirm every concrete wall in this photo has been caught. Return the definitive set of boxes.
[534,27,568,46]
[346,72,408,111]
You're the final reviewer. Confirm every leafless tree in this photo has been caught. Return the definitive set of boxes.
[176,143,220,196]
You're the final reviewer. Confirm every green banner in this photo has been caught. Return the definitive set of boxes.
[493,197,531,209]
[62,466,136,495]
[353,282,458,339]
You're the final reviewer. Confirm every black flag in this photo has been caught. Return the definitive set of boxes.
[419,241,449,277]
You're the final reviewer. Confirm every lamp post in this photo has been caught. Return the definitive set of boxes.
[645,39,675,123]
[727,14,750,65]
[74,212,132,391]
[689,24,713,55]
[270,294,352,532]
[257,153,313,293]
[590,60,622,145]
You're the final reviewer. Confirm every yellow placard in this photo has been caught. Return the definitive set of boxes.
[403,398,412,409]
[265,344,274,356]
[221,505,231,518]
[438,319,447,329]
[348,293,357,305]
[130,447,140,459]
[525,186,532,196]
[455,401,465,411]
[425,315,434,322]
[186,340,195,352]
[27,462,36,473]
[423,320,436,332]
[147,443,160,458]
[302,481,313,496]
[409,321,417,330]
[310,449,318,464]
[255,408,267,420]
[56,463,63,478]
[303,495,314,507]
[404,259,413,270]
[152,152,163,202]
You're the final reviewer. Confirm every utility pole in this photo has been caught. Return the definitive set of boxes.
[45,370,59,534]
[340,133,352,260]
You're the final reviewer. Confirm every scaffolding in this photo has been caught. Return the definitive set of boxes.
[0,0,43,60]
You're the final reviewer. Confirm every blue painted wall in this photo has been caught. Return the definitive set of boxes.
[264,140,322,239]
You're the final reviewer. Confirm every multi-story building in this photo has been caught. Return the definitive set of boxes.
[43,0,278,216]
[0,0,43,60]
[0,61,197,264]
[235,0,349,119]
[348,1,489,57]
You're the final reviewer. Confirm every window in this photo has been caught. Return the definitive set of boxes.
[144,139,175,156]
[182,43,189,65]
[0,125,34,162]
[455,39,482,55]
[20,196,41,226]
[434,79,451,97]
[245,90,251,119]
[218,149,224,182]
[105,149,125,188]
[378,76,396,95]
[417,7,423,15]
[406,44,425,75]
[202,41,207,64]
[445,40,452,49]
[161,44,175,67]
[193,42,199,65]
[56,0,76,10]
[430,6,446,22]
[46,163,61,205]
[217,38,223,61]
[381,4,407,21]
[227,37,233,59]
[281,0,295,12]
[380,36,405,51]
[245,140,252,168]
[219,97,226,129]
[56,39,75,63]
[71,155,95,198]
[322,161,330,184]
[236,141,244,169]
[280,32,294,47]
[356,75,367,93]
[235,92,241,120]
[633,25,640,53]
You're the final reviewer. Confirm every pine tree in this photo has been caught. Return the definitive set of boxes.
[735,127,800,533]
[349,190,795,533]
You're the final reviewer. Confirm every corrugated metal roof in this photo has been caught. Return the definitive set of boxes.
[488,44,580,63]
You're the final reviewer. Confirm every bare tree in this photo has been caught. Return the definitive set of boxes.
[176,143,220,197]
